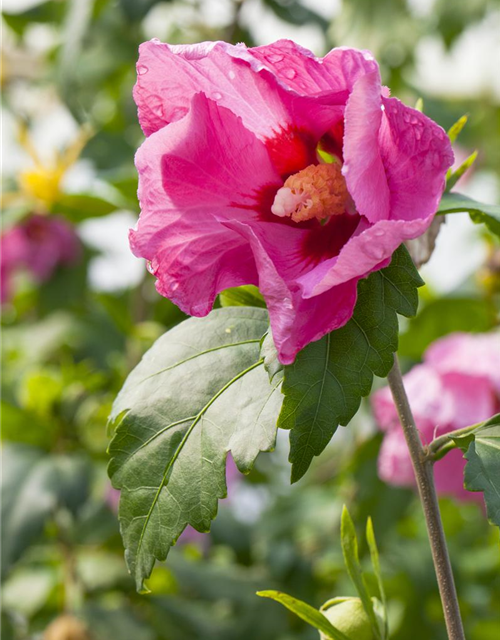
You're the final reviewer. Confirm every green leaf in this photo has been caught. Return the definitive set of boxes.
[119,0,165,22]
[260,330,283,384]
[437,192,500,237]
[447,114,468,144]
[256,591,351,640]
[453,415,500,527]
[278,245,423,482]
[219,285,266,308]
[0,402,56,449]
[414,98,424,113]
[262,0,328,29]
[1,445,91,579]
[341,507,382,640]
[108,308,283,591]
[366,518,388,638]
[52,193,121,222]
[446,150,478,191]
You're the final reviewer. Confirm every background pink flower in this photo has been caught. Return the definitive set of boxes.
[372,331,500,501]
[1,214,80,303]
[1,225,29,303]
[131,39,453,364]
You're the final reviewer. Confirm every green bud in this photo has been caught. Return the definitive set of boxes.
[319,597,383,640]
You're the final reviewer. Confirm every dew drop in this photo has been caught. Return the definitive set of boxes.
[267,53,284,63]
[228,70,236,80]
[137,65,148,75]
[432,153,442,168]
[415,129,422,141]
[153,104,164,117]
[380,104,385,111]
[212,92,222,100]
[366,244,385,259]
[151,37,161,44]
[284,68,297,79]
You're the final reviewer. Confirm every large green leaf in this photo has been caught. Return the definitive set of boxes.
[108,307,283,591]
[457,417,500,527]
[278,245,423,482]
[1,445,91,579]
[437,192,500,237]
[257,591,351,640]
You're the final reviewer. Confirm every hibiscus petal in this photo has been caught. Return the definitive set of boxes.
[342,70,391,223]
[372,364,447,433]
[134,39,347,146]
[379,97,454,223]
[378,428,415,487]
[378,428,482,503]
[132,92,282,315]
[250,40,378,95]
[297,217,429,297]
[425,331,500,393]
[220,218,358,364]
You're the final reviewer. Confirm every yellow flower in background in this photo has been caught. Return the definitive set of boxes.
[3,121,93,212]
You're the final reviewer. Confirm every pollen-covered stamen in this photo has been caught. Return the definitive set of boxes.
[271,163,349,223]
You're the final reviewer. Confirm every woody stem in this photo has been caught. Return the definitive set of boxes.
[386,355,465,640]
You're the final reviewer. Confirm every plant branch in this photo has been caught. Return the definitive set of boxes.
[387,355,465,640]
[427,423,481,461]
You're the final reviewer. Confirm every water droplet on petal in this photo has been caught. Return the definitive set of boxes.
[380,104,385,111]
[228,70,236,80]
[137,65,148,75]
[415,129,422,140]
[365,244,385,260]
[284,68,297,79]
[267,53,284,63]
[152,103,164,117]
[151,38,161,44]
[212,92,222,101]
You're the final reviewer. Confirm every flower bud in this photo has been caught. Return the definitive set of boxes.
[319,596,383,640]
[43,615,91,640]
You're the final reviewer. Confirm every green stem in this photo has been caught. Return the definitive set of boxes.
[427,423,481,461]
[387,355,465,640]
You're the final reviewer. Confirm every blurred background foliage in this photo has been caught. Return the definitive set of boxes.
[1,0,500,639]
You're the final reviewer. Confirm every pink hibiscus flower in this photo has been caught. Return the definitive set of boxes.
[1,214,80,303]
[372,331,500,501]
[132,39,453,363]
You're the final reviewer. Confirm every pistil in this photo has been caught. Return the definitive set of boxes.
[271,163,349,223]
